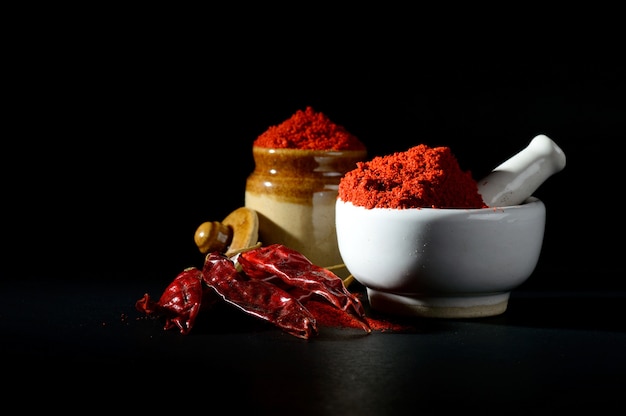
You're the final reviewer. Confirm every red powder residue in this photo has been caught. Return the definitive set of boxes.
[338,144,487,209]
[304,299,413,333]
[253,106,366,151]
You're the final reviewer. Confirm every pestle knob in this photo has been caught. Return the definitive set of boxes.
[477,134,566,207]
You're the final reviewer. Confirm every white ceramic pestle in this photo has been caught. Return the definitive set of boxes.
[477,134,566,207]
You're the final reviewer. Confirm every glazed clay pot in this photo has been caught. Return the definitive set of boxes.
[245,147,365,276]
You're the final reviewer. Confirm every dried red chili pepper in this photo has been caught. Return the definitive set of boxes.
[202,251,318,340]
[237,244,371,334]
[135,267,212,335]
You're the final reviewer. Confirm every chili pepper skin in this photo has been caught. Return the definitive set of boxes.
[135,267,206,335]
[238,244,371,334]
[202,252,318,340]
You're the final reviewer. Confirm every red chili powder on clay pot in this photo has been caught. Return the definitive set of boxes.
[253,106,366,151]
[338,144,487,209]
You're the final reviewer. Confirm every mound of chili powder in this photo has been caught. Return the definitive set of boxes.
[338,144,487,209]
[253,106,366,151]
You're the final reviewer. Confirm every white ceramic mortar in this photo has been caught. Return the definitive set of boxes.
[336,135,565,318]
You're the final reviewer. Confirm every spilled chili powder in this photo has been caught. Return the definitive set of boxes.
[253,106,366,151]
[338,144,487,209]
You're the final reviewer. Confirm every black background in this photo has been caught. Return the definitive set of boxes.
[2,9,625,413]
[5,11,624,292]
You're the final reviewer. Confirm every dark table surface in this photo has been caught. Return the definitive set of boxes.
[2,271,624,414]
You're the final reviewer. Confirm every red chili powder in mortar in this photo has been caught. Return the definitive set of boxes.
[253,106,366,151]
[338,144,487,209]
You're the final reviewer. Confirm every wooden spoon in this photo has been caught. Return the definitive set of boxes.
[194,207,259,256]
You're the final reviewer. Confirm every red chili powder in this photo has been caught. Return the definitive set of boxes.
[338,144,487,209]
[253,106,366,151]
